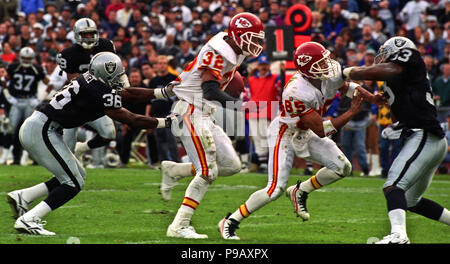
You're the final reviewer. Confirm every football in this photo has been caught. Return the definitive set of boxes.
[225,71,245,98]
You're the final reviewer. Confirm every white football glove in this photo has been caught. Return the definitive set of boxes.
[154,81,179,99]
[119,74,130,89]
[163,81,180,97]
[342,66,355,78]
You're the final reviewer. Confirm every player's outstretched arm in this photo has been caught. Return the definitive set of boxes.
[301,94,364,138]
[105,107,171,129]
[343,62,403,81]
[339,82,387,105]
[120,82,177,102]
[120,87,158,102]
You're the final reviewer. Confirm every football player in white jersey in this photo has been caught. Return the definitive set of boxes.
[218,42,386,240]
[165,12,265,239]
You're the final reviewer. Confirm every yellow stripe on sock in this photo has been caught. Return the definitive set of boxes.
[310,175,322,189]
[239,204,250,218]
[182,197,199,210]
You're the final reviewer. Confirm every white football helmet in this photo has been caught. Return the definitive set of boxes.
[74,18,99,49]
[88,52,126,90]
[19,47,35,67]
[375,36,417,64]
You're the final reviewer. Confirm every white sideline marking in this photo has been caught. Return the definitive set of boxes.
[125,240,178,244]
[60,205,84,209]
[122,216,428,244]
[209,184,260,191]
[143,182,260,191]
[315,186,448,196]
[83,189,138,192]
[199,215,424,230]
[315,187,379,194]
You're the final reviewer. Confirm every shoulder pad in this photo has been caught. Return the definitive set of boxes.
[206,32,238,65]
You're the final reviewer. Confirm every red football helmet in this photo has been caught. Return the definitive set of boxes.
[293,42,339,80]
[228,12,265,57]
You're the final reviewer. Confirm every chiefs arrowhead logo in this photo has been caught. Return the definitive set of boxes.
[235,17,252,28]
[296,55,312,67]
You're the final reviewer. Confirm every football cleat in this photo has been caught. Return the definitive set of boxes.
[14,216,55,236]
[160,161,181,201]
[7,191,29,219]
[375,233,410,244]
[218,213,240,240]
[166,224,208,239]
[286,181,310,221]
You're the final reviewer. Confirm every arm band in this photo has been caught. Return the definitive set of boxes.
[343,66,355,78]
[201,80,238,107]
[156,118,166,128]
[346,82,359,98]
[323,120,337,137]
[154,88,167,99]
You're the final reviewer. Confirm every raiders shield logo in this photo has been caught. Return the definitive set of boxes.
[296,55,312,67]
[235,17,252,28]
[394,38,406,48]
[105,62,117,75]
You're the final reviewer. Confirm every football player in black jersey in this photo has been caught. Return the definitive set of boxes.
[56,18,119,162]
[7,52,175,235]
[0,63,13,164]
[0,47,54,165]
[343,36,450,243]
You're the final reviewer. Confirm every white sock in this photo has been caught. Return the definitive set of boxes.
[388,209,407,237]
[0,147,7,158]
[240,154,248,164]
[173,162,194,178]
[439,208,450,225]
[172,176,210,227]
[20,183,49,203]
[172,208,194,228]
[230,189,271,222]
[300,168,342,193]
[77,141,90,153]
[24,201,52,220]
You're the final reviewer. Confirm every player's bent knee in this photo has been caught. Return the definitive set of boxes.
[268,186,285,201]
[202,162,218,182]
[335,157,352,177]
[64,178,84,191]
[219,159,242,176]
[405,196,421,209]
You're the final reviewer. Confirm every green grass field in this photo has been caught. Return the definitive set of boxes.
[0,165,449,244]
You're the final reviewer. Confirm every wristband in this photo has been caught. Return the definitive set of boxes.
[154,88,164,99]
[119,74,130,89]
[346,82,359,98]
[154,88,170,99]
[156,118,166,128]
[343,67,355,78]
[323,120,337,137]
